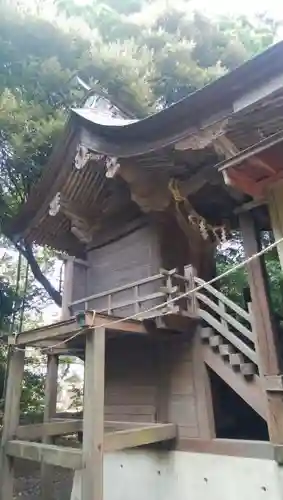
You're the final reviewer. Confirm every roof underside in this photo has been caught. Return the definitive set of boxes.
[8,41,283,256]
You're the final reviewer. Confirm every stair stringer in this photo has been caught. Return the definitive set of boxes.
[202,343,267,420]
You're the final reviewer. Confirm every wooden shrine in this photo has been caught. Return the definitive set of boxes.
[2,41,283,500]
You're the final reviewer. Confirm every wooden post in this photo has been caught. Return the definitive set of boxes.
[268,180,283,270]
[239,212,283,443]
[0,347,25,500]
[82,327,105,500]
[41,354,59,500]
[61,258,75,319]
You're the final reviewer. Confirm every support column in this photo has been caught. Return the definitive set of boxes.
[240,212,283,443]
[41,354,59,500]
[0,347,25,500]
[61,258,75,319]
[82,327,105,500]
[268,180,283,270]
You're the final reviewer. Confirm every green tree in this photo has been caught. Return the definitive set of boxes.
[0,0,280,307]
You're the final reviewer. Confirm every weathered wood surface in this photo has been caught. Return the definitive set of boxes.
[8,312,149,346]
[194,276,251,323]
[0,348,25,500]
[240,212,283,444]
[268,180,283,270]
[6,441,83,470]
[82,327,105,500]
[16,420,83,440]
[41,354,59,500]
[202,344,266,419]
[196,292,254,341]
[192,331,216,439]
[85,226,162,317]
[198,309,257,364]
[104,423,176,451]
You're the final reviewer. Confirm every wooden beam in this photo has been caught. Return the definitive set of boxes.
[104,423,176,452]
[16,420,169,440]
[84,311,147,334]
[0,348,25,500]
[234,199,266,215]
[240,213,283,444]
[82,327,105,500]
[9,312,147,347]
[223,168,264,198]
[16,420,83,440]
[6,441,83,470]
[41,354,59,500]
[177,438,280,461]
[9,318,83,346]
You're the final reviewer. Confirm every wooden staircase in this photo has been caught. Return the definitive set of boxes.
[188,274,267,420]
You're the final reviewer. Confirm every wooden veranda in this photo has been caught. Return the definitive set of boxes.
[0,310,179,500]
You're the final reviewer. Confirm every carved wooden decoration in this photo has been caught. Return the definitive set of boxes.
[49,193,61,216]
[49,193,99,244]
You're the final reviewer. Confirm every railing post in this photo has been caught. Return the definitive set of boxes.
[184,265,197,315]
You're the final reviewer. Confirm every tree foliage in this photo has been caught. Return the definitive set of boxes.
[0,0,281,418]
[0,0,279,305]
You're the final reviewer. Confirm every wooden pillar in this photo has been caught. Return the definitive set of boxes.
[0,347,25,500]
[61,258,75,319]
[82,327,105,500]
[41,354,59,500]
[240,212,283,443]
[268,180,283,270]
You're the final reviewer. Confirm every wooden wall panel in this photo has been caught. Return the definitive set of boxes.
[72,264,87,303]
[104,337,157,423]
[104,335,202,439]
[87,226,161,298]
[167,338,200,439]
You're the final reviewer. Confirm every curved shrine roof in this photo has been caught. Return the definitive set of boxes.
[7,41,283,255]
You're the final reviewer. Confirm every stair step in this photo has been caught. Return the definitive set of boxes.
[200,327,213,341]
[209,335,223,348]
[219,344,235,357]
[240,363,256,377]
[229,353,245,367]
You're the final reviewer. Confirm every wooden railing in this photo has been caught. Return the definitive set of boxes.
[192,274,258,374]
[69,267,196,320]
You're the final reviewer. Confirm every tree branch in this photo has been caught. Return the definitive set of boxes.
[15,240,62,307]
